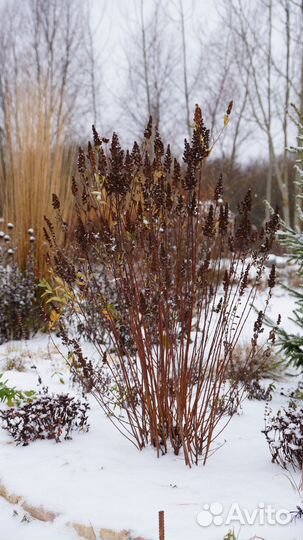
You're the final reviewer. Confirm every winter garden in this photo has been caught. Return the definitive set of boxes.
[1,1,303,540]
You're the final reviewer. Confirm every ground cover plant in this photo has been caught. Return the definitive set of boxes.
[0,391,89,446]
[0,221,41,344]
[44,105,279,467]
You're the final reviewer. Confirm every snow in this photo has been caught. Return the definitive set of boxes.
[0,285,303,540]
[0,497,79,540]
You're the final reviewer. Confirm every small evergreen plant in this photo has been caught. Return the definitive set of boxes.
[276,105,303,369]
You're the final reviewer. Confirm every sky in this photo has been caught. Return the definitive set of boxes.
[89,0,220,139]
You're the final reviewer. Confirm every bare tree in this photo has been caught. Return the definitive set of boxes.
[0,0,101,141]
[0,0,102,213]
[119,0,179,142]
[192,18,251,179]
[288,0,303,228]
[173,0,192,139]
[217,0,303,226]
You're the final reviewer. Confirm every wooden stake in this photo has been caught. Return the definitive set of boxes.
[159,510,165,540]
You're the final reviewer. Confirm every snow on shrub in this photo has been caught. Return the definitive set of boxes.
[0,221,41,343]
[263,399,303,470]
[0,393,89,445]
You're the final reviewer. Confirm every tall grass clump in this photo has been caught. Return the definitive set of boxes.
[44,105,279,466]
[0,86,76,275]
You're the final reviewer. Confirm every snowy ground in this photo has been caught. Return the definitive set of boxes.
[1,282,303,540]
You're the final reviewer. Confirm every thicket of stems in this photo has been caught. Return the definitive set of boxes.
[45,106,279,466]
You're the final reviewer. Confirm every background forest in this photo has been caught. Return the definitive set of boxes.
[0,0,302,264]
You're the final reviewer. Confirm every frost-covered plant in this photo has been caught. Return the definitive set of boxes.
[0,393,89,445]
[280,379,303,400]
[45,106,279,466]
[263,399,303,470]
[0,221,41,344]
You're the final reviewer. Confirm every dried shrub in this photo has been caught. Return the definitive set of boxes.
[263,400,303,470]
[227,340,283,384]
[0,393,89,446]
[40,266,120,345]
[45,106,279,466]
[245,380,275,401]
[225,341,281,402]
[216,385,243,417]
[0,221,42,344]
[216,379,274,419]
